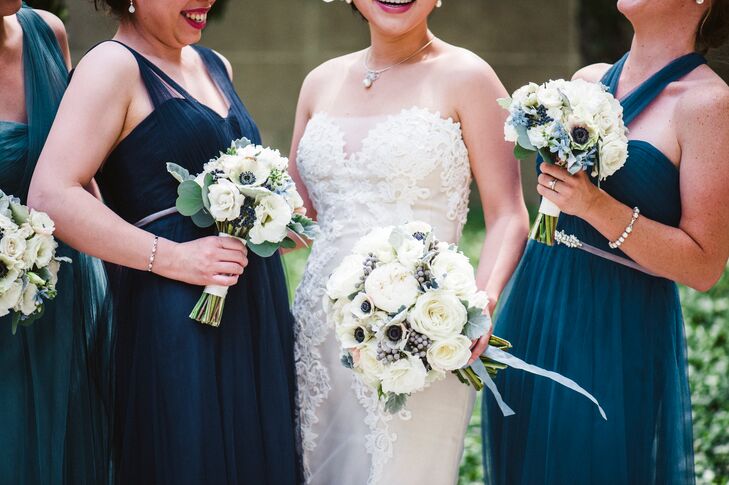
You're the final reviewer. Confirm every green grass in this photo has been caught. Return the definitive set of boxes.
[282,203,729,484]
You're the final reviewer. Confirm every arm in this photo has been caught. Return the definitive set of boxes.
[285,70,320,251]
[537,86,729,291]
[28,43,247,287]
[456,58,530,361]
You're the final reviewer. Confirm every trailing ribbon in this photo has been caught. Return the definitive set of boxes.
[471,347,607,421]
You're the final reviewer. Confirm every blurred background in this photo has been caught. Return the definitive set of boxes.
[26,1,729,483]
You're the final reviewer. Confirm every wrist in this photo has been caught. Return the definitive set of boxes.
[150,238,177,277]
[578,187,606,221]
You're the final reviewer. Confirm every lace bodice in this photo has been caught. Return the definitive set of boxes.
[293,106,473,483]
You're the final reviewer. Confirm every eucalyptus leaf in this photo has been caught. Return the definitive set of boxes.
[514,143,535,160]
[515,124,536,151]
[247,240,280,258]
[176,181,204,216]
[166,163,194,183]
[201,173,214,211]
[190,209,214,228]
[281,237,297,249]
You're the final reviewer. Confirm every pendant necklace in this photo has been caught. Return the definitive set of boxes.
[363,37,436,89]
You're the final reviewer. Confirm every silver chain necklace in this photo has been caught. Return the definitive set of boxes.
[362,37,436,89]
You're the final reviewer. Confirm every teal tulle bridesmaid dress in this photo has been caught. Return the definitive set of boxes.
[483,52,704,484]
[0,6,113,485]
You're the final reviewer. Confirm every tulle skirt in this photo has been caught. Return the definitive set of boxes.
[483,240,695,485]
[0,245,113,485]
[111,215,302,485]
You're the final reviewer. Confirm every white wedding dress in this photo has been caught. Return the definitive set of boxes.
[293,106,476,485]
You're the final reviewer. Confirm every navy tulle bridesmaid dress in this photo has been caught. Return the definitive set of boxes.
[483,53,704,484]
[0,6,113,485]
[92,41,301,484]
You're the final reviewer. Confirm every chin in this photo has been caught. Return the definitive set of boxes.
[0,0,22,17]
[617,0,684,21]
[355,0,435,35]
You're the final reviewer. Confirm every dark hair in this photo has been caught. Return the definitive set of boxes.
[93,0,129,18]
[697,0,729,52]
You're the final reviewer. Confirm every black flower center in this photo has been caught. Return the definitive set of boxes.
[354,327,366,343]
[239,171,256,185]
[0,262,8,279]
[571,127,590,145]
[360,300,372,314]
[412,231,426,241]
[386,325,403,342]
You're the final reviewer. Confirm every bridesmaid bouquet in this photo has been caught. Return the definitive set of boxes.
[168,138,317,327]
[325,222,606,419]
[0,191,70,334]
[499,79,629,245]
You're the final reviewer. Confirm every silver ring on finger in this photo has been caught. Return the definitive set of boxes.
[548,177,558,192]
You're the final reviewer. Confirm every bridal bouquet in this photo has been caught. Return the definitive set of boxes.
[0,191,69,334]
[168,138,317,327]
[325,222,606,418]
[499,79,628,245]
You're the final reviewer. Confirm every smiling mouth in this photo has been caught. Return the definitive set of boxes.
[375,0,417,6]
[181,9,209,29]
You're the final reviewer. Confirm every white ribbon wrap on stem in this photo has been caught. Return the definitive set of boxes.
[538,197,561,218]
[202,232,247,298]
[471,347,607,421]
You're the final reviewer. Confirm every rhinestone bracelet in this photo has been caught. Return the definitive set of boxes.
[609,207,640,249]
[147,236,159,272]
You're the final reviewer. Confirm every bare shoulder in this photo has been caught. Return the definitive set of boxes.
[676,70,729,127]
[33,9,67,49]
[572,63,612,83]
[435,44,506,101]
[209,48,233,80]
[72,41,140,96]
[298,51,362,109]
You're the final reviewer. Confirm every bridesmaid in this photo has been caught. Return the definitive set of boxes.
[485,0,729,483]
[0,2,112,485]
[28,0,301,483]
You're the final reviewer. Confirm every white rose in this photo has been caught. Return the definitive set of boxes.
[504,122,519,143]
[0,232,27,261]
[425,368,447,386]
[0,214,17,232]
[326,254,365,299]
[256,147,288,171]
[511,82,539,106]
[409,289,468,341]
[28,210,55,236]
[536,84,564,109]
[352,226,396,263]
[364,262,420,313]
[207,179,245,221]
[248,193,292,244]
[599,134,628,179]
[33,235,57,268]
[430,251,477,298]
[356,341,385,388]
[527,124,551,149]
[468,291,490,311]
[395,237,424,270]
[16,283,39,316]
[0,280,22,317]
[426,335,473,371]
[380,355,428,395]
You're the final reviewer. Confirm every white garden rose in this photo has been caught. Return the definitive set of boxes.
[326,254,365,299]
[352,226,396,263]
[28,210,55,236]
[256,147,288,171]
[409,289,468,341]
[426,335,472,371]
[364,262,420,313]
[536,84,564,109]
[248,193,292,244]
[208,179,245,221]
[395,236,424,270]
[0,232,27,261]
[380,355,428,395]
[16,283,39,316]
[430,251,477,298]
[468,291,490,311]
[511,82,539,107]
[504,122,519,143]
[0,214,17,233]
[0,280,22,317]
[599,133,628,179]
[356,341,385,387]
[33,235,56,267]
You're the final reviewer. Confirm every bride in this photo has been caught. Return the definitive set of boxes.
[288,0,529,483]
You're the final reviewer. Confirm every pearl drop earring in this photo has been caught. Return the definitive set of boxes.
[128,0,136,13]
[436,0,443,6]
[696,0,704,4]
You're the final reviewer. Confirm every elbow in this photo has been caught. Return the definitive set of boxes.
[26,181,53,214]
[686,265,725,293]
